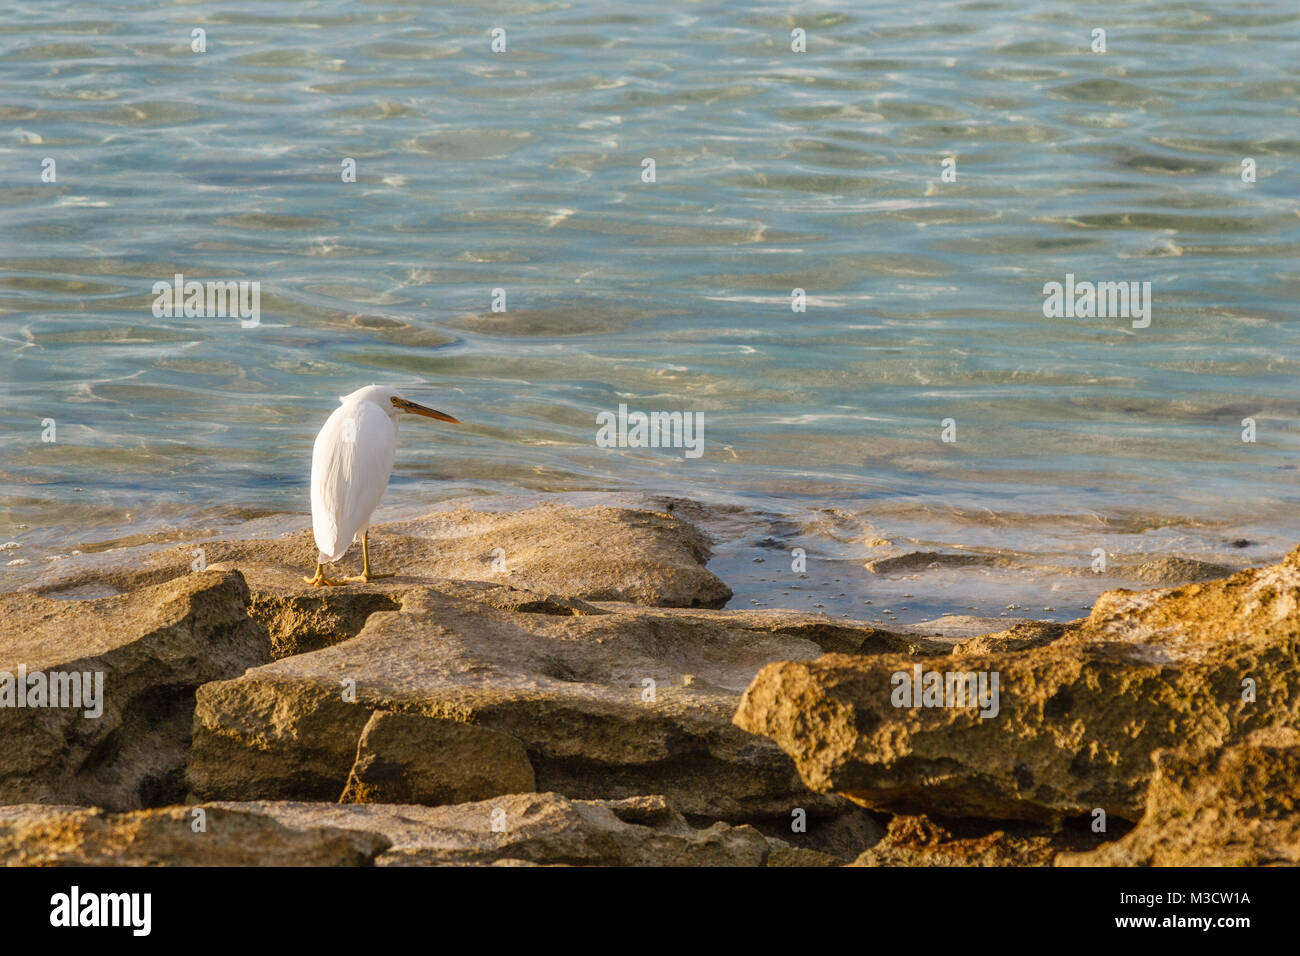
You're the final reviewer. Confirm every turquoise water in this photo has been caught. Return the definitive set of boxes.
[2,1,1299,621]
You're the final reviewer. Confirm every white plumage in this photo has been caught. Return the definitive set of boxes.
[305,384,460,586]
[311,387,398,563]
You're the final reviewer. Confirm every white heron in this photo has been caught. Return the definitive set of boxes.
[306,384,460,587]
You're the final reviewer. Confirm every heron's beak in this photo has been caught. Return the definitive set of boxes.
[392,396,460,423]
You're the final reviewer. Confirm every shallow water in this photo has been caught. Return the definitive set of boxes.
[2,1,1298,623]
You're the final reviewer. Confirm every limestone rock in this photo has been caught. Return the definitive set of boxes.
[850,814,1103,867]
[0,804,387,866]
[0,571,270,810]
[952,620,1066,655]
[1117,556,1234,586]
[251,589,402,659]
[188,582,857,822]
[220,793,774,866]
[340,710,536,806]
[615,606,952,656]
[31,504,733,610]
[766,841,844,867]
[253,581,607,659]
[751,804,886,861]
[0,793,783,867]
[735,549,1300,823]
[1057,728,1300,866]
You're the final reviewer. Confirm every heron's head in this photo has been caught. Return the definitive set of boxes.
[340,385,461,424]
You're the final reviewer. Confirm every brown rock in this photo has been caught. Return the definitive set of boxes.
[765,842,844,867]
[750,805,885,861]
[29,504,733,610]
[850,814,1102,867]
[1057,728,1300,866]
[219,792,774,866]
[188,582,859,822]
[0,804,387,866]
[255,581,607,659]
[0,571,270,810]
[952,620,1066,655]
[251,589,402,659]
[864,551,1005,573]
[1,793,779,867]
[734,548,1300,823]
[340,710,536,806]
[1116,556,1234,586]
[617,606,952,656]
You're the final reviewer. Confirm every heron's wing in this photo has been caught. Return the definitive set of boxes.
[309,401,397,561]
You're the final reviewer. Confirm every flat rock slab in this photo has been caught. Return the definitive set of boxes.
[249,581,607,659]
[186,582,917,822]
[1057,728,1300,867]
[735,548,1300,823]
[592,604,954,656]
[0,804,388,866]
[32,505,733,611]
[0,793,826,866]
[213,793,778,866]
[0,571,270,810]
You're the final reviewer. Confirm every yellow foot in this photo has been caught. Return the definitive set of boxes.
[303,566,343,587]
[345,572,395,584]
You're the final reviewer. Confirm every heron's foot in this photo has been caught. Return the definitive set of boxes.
[304,565,343,587]
[346,571,395,584]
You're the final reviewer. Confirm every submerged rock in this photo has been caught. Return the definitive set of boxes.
[1116,556,1234,586]
[864,551,1006,573]
[735,548,1300,824]
[0,571,270,810]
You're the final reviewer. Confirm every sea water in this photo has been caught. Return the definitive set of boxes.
[2,0,1298,625]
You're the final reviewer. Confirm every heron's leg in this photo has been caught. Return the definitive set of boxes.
[304,563,342,587]
[350,532,394,583]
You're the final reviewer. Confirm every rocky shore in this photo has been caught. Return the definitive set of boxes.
[1,500,1295,866]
